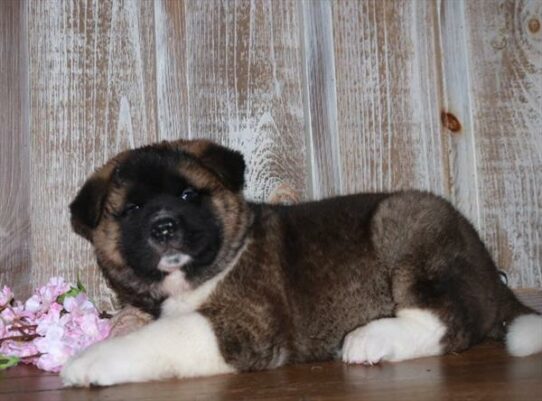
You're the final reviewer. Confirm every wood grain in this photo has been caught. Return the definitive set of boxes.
[184,0,309,203]
[464,0,542,287]
[331,0,446,196]
[300,0,342,199]
[0,0,31,296]
[3,351,541,401]
[437,0,481,225]
[1,0,541,304]
[28,0,159,309]
[154,0,190,141]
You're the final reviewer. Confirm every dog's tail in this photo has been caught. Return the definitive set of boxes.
[491,282,542,357]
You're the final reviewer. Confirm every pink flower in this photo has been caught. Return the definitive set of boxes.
[35,302,63,336]
[0,286,13,306]
[24,295,41,314]
[34,324,72,372]
[36,351,70,372]
[63,294,95,316]
[82,314,100,337]
[36,277,71,309]
[2,340,39,360]
[19,277,71,317]
[0,306,17,322]
[0,279,112,373]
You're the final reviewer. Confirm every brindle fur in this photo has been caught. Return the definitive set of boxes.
[70,140,535,372]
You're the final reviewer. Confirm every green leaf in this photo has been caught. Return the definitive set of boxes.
[0,354,20,370]
[57,286,84,304]
[76,277,86,293]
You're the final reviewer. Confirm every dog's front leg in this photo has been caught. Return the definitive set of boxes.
[60,313,234,386]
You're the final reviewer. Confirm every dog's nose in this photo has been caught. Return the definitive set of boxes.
[150,217,178,243]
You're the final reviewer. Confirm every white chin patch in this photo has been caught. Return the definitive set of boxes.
[157,253,191,273]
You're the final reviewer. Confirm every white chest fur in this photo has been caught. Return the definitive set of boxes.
[161,270,225,316]
[160,242,247,317]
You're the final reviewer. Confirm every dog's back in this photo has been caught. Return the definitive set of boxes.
[200,190,541,370]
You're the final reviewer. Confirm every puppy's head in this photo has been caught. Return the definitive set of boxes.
[70,140,250,313]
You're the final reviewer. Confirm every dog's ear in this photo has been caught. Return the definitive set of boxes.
[199,142,246,192]
[70,165,115,242]
[173,140,246,192]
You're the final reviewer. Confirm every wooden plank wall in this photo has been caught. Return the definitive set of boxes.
[1,0,540,309]
[0,1,31,297]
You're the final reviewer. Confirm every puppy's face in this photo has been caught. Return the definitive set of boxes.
[113,149,223,281]
[70,140,250,314]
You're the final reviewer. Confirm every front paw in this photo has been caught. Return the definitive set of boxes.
[60,340,126,387]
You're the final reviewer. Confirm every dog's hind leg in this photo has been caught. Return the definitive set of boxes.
[342,308,446,364]
[341,255,484,365]
[343,192,511,365]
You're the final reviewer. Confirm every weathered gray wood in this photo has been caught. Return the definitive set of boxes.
[300,0,341,199]
[437,0,481,226]
[154,0,190,141]
[0,0,31,297]
[2,0,540,307]
[28,0,159,308]
[330,0,446,195]
[462,0,542,287]
[184,0,309,203]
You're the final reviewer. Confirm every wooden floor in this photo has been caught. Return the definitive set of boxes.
[1,290,541,401]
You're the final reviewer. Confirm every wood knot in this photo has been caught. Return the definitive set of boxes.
[528,18,540,34]
[441,111,462,133]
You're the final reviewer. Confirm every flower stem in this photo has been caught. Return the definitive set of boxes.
[0,333,41,345]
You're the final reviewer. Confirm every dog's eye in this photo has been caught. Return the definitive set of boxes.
[180,187,199,201]
[122,203,141,216]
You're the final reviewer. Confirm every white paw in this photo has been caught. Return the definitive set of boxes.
[60,313,234,386]
[342,322,395,365]
[60,339,133,387]
[342,310,446,365]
